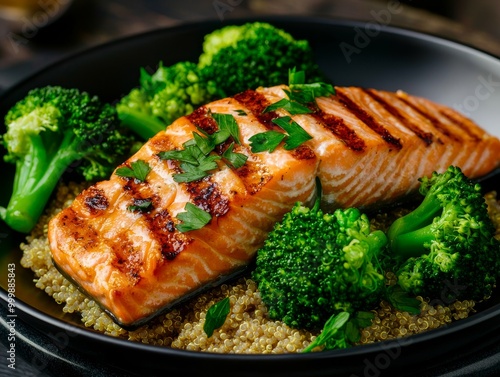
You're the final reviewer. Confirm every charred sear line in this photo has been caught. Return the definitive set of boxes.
[396,95,461,143]
[145,209,191,261]
[336,88,402,150]
[313,110,366,152]
[438,108,482,141]
[186,106,219,134]
[61,208,98,249]
[110,234,142,285]
[186,178,230,218]
[364,89,434,146]
[83,187,109,214]
[233,90,281,130]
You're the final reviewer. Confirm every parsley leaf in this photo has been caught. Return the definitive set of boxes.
[263,98,312,115]
[176,203,212,232]
[234,109,247,116]
[192,132,215,155]
[157,149,198,165]
[222,143,248,169]
[249,131,286,153]
[115,160,151,182]
[212,113,242,144]
[203,297,230,337]
[272,116,312,150]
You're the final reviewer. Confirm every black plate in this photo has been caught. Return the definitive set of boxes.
[1,16,500,377]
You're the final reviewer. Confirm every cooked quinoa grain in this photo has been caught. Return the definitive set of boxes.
[19,183,499,353]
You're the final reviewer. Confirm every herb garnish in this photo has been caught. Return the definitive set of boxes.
[248,131,286,153]
[248,116,312,153]
[176,202,212,232]
[272,116,313,150]
[115,159,151,182]
[250,69,332,154]
[127,198,153,213]
[203,297,231,337]
[158,113,247,183]
[222,142,248,169]
[302,312,350,352]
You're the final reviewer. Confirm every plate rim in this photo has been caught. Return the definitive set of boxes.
[1,14,499,365]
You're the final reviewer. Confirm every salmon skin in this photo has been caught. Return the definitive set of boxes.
[48,85,500,327]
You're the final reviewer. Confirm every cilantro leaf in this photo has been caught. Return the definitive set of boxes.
[222,143,248,169]
[272,116,312,150]
[212,113,242,145]
[204,297,231,338]
[176,202,212,232]
[115,160,151,182]
[249,131,286,153]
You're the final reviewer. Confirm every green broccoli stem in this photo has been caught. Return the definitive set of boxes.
[387,191,442,259]
[389,224,436,259]
[117,107,166,140]
[1,134,80,233]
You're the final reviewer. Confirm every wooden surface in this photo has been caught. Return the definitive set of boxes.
[0,0,499,92]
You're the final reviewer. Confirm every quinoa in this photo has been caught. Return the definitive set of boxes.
[19,183,499,353]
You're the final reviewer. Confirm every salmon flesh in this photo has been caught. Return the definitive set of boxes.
[48,86,500,327]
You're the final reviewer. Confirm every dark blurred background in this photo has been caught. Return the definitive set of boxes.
[0,0,499,92]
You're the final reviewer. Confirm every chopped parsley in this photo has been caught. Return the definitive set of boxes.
[263,98,312,115]
[222,142,248,168]
[248,130,286,153]
[158,113,247,183]
[212,112,242,144]
[203,297,231,337]
[115,159,151,182]
[272,116,312,150]
[249,116,312,153]
[176,202,212,232]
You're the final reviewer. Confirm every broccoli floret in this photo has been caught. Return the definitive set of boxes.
[387,165,500,302]
[252,184,387,329]
[116,61,222,139]
[198,22,325,95]
[0,86,135,233]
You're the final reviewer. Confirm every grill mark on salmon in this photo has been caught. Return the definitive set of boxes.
[396,93,461,142]
[185,179,230,218]
[233,90,281,130]
[48,85,500,327]
[439,107,483,141]
[364,88,434,145]
[186,106,218,134]
[335,87,403,150]
[84,187,109,214]
[311,109,366,152]
[147,209,191,260]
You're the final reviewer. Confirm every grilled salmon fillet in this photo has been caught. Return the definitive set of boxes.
[48,85,500,327]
